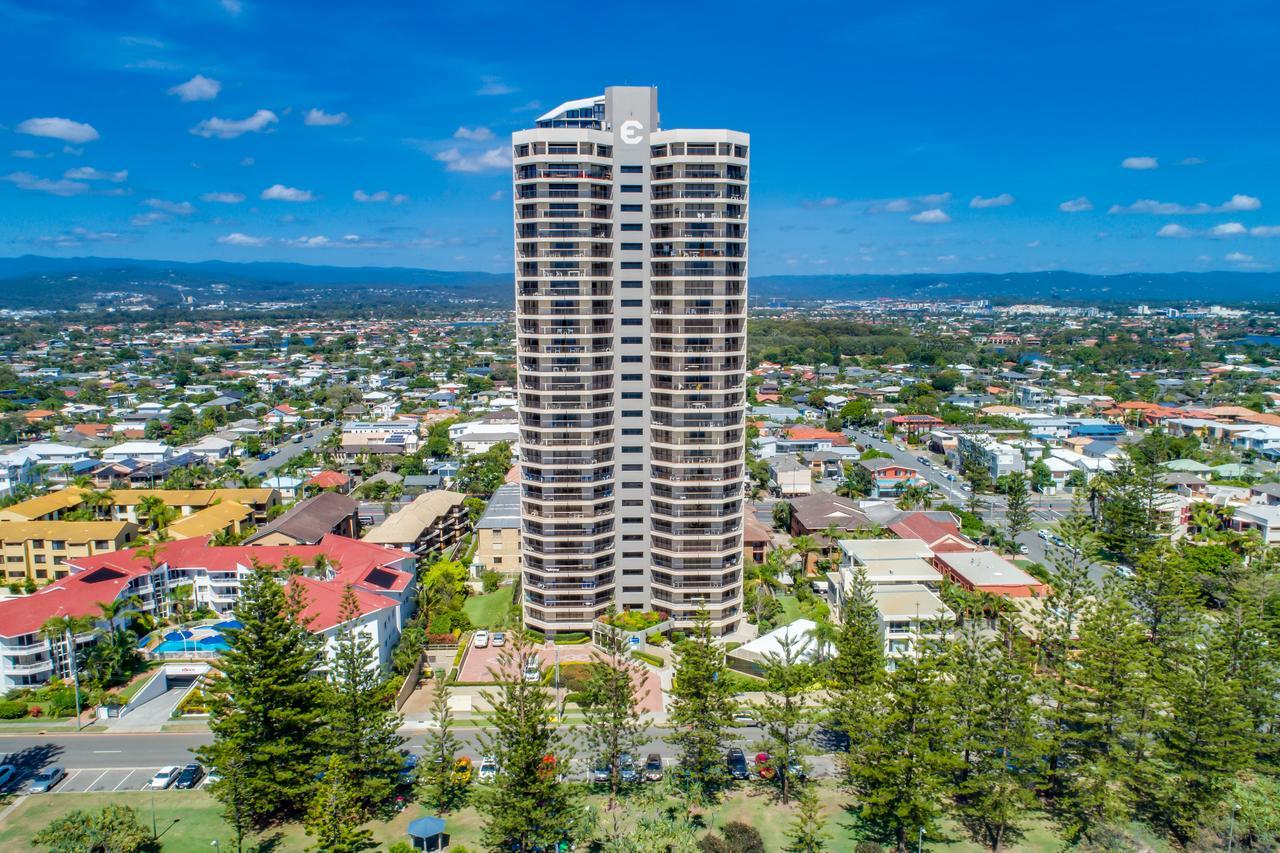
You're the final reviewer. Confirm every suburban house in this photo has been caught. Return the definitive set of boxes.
[933,550,1050,597]
[770,455,812,497]
[1230,504,1280,545]
[338,420,421,460]
[857,458,926,498]
[245,492,361,546]
[872,584,955,667]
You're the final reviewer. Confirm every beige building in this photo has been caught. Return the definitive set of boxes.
[362,490,470,556]
[0,520,139,583]
[165,501,253,541]
[0,487,280,526]
[471,483,521,576]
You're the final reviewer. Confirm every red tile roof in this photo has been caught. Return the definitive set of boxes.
[287,575,397,632]
[783,426,850,446]
[307,470,351,489]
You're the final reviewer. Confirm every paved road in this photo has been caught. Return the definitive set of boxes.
[240,424,333,478]
[0,724,841,794]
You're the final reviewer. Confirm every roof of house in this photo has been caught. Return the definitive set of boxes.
[166,501,252,539]
[743,513,772,544]
[0,519,135,542]
[308,470,351,489]
[887,513,975,552]
[871,583,954,620]
[244,492,358,545]
[856,557,943,585]
[0,488,87,520]
[788,493,871,532]
[839,538,934,563]
[287,574,397,632]
[362,489,466,545]
[934,550,1046,594]
[731,619,833,664]
[783,426,851,446]
[476,483,520,530]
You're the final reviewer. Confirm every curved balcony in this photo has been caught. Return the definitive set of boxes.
[523,502,614,520]
[651,573,741,591]
[651,302,745,317]
[650,412,742,429]
[518,322,613,337]
[652,519,742,537]
[520,375,612,392]
[650,393,744,412]
[652,167,747,182]
[650,359,743,376]
[651,501,741,520]
[651,224,745,239]
[651,535,741,556]
[515,188,613,201]
[652,552,742,572]
[519,395,614,413]
[522,467,613,485]
[517,225,612,239]
[651,448,740,466]
[517,206,612,222]
[651,482,742,502]
[651,465,743,485]
[520,358,613,376]
[650,282,745,297]
[520,430,613,448]
[515,166,613,181]
[524,519,615,538]
[518,341,614,355]
[651,429,742,447]
[651,206,746,221]
[651,320,745,336]
[651,339,744,355]
[524,553,615,573]
[651,262,745,278]
[522,448,613,466]
[523,573,617,592]
[517,246,614,259]
[518,282,612,298]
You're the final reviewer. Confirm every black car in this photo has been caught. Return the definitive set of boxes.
[643,753,663,782]
[173,763,204,789]
[726,748,749,780]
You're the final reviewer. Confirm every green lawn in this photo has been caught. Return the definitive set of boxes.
[463,585,514,629]
[0,784,1090,851]
[775,593,804,627]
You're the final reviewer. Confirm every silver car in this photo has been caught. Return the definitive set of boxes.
[29,765,65,793]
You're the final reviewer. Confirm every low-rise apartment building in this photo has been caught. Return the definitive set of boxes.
[362,489,469,556]
[470,482,520,576]
[0,520,139,583]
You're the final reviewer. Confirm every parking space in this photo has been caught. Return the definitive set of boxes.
[13,765,213,795]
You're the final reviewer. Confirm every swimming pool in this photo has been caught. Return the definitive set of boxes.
[150,625,234,655]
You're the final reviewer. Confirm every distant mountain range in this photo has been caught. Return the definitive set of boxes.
[1,255,1278,310]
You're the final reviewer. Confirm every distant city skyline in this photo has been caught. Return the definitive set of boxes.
[1,0,1278,275]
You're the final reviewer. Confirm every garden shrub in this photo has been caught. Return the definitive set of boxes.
[0,700,27,719]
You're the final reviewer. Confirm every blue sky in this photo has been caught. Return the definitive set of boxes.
[2,0,1278,276]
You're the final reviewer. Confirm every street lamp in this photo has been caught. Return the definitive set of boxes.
[918,828,925,853]
[1227,802,1239,852]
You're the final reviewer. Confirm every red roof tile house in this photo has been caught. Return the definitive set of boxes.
[0,535,415,690]
[933,550,1049,598]
[888,512,977,553]
[858,458,928,498]
[307,470,352,494]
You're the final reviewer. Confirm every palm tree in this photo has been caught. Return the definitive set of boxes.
[40,614,94,728]
[96,596,142,636]
[791,534,821,577]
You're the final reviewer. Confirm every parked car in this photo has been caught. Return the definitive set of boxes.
[1017,543,1030,554]
[291,434,303,444]
[726,748,749,780]
[492,632,506,647]
[1037,529,1050,541]
[397,752,419,786]
[523,657,541,683]
[591,763,611,785]
[473,630,490,648]
[619,753,638,784]
[781,758,807,782]
[0,764,16,790]
[732,710,758,727]
[643,753,664,782]
[29,765,66,793]
[173,763,204,790]
[478,755,498,783]
[148,766,180,790]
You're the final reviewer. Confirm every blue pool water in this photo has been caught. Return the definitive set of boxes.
[153,635,230,654]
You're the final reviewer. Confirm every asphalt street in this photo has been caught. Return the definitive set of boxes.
[0,724,840,795]
[240,424,334,478]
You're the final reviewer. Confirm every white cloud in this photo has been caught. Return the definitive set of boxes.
[969,193,1015,209]
[16,117,99,144]
[239,156,255,167]
[260,184,313,201]
[168,74,221,102]
[1219,193,1262,212]
[879,198,912,213]
[4,171,89,196]
[1251,226,1280,238]
[1210,222,1247,237]
[145,198,195,215]
[803,197,845,209]
[10,150,51,160]
[1156,224,1192,238]
[476,75,516,96]
[131,211,168,226]
[218,232,269,246]
[488,190,505,201]
[201,191,245,203]
[63,166,127,182]
[190,109,278,139]
[936,254,958,262]
[63,146,83,156]
[33,227,120,248]
[921,192,951,205]
[353,189,407,204]
[1109,195,1264,215]
[1121,156,1159,170]
[1225,251,1254,263]
[434,146,511,173]
[1026,240,1041,248]
[221,0,242,14]
[304,108,350,127]
[454,126,494,141]
[1180,156,1206,166]
[910,208,951,224]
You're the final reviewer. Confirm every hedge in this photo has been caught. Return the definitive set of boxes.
[0,700,27,719]
[553,633,590,645]
[632,651,663,667]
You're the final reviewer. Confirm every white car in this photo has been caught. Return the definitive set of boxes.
[148,766,181,790]
[478,755,498,783]
[473,630,490,649]
[491,632,506,647]
[1037,529,1050,541]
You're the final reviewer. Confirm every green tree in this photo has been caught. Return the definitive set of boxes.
[304,755,377,853]
[786,785,830,852]
[667,610,736,803]
[1029,459,1052,493]
[1002,471,1032,540]
[419,677,465,813]
[772,500,793,531]
[845,649,957,851]
[475,631,578,852]
[582,614,649,812]
[758,631,815,804]
[198,565,328,827]
[327,585,406,815]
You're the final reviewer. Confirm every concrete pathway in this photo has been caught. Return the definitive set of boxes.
[108,686,188,733]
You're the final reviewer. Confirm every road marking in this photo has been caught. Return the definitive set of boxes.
[112,769,139,791]
[83,769,110,791]
[92,749,122,754]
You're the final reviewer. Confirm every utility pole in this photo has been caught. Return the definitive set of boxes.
[65,626,83,731]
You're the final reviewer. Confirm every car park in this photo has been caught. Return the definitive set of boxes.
[644,753,663,782]
[29,766,65,793]
[473,630,490,648]
[148,766,180,790]
[174,763,204,790]
[726,748,749,780]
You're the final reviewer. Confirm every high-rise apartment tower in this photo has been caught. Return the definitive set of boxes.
[513,86,748,636]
